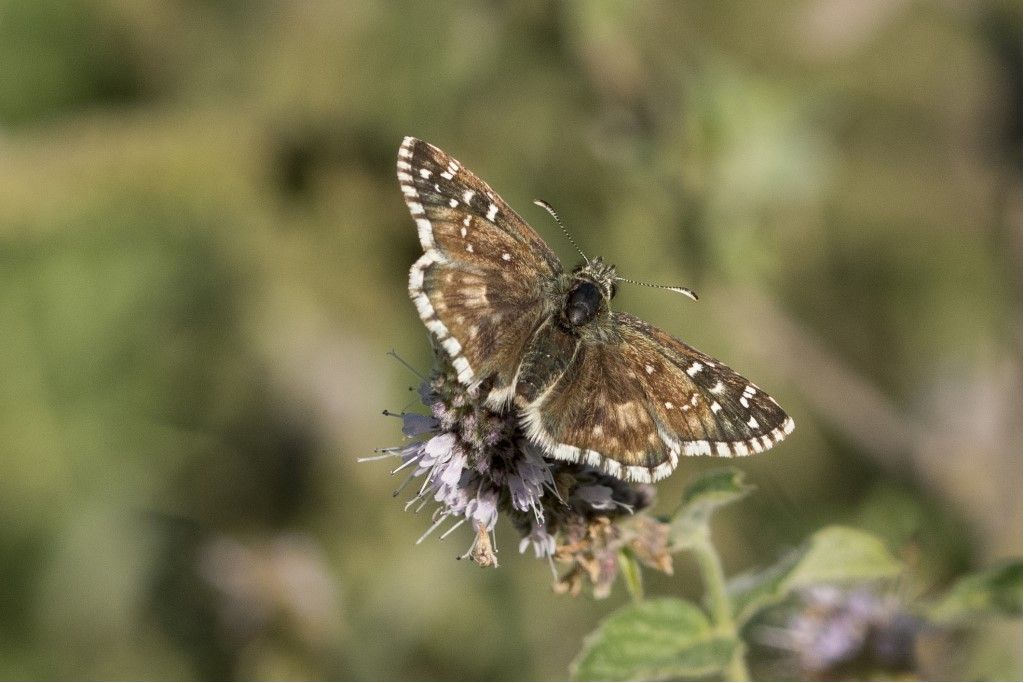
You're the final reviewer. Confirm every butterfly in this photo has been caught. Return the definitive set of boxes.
[398,137,794,483]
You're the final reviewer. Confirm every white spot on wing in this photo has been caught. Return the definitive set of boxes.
[683,441,712,456]
[453,356,473,383]
[625,466,652,483]
[550,443,581,463]
[501,253,511,261]
[418,168,432,179]
[747,416,759,429]
[486,203,498,221]
[652,462,674,480]
[686,362,703,377]
[441,337,462,356]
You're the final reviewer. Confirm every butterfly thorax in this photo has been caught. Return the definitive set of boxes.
[560,257,618,330]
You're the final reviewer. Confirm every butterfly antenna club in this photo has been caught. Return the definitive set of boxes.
[533,199,588,263]
[614,276,699,302]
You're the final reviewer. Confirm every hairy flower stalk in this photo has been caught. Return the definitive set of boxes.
[371,353,673,595]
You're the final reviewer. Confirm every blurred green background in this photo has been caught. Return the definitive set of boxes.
[0,0,1020,679]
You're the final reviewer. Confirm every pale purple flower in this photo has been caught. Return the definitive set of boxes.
[466,487,499,530]
[758,584,921,678]
[507,446,552,522]
[519,522,557,559]
[401,413,438,437]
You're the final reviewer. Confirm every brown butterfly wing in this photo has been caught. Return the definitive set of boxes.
[520,312,794,483]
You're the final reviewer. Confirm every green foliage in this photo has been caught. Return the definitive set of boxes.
[928,561,1023,624]
[0,0,145,125]
[571,468,1020,681]
[617,550,646,603]
[730,526,903,626]
[571,598,738,681]
[670,467,754,549]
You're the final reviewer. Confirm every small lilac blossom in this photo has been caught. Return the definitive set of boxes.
[757,584,921,678]
[519,522,557,559]
[401,413,438,437]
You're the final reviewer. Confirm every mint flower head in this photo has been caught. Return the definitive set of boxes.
[370,353,672,595]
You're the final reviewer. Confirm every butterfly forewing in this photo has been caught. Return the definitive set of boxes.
[400,137,561,392]
[399,137,560,271]
[517,313,793,483]
[616,313,795,458]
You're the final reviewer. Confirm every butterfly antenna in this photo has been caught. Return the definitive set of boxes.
[614,276,699,302]
[533,199,588,263]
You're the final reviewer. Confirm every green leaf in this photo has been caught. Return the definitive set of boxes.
[730,526,903,625]
[784,526,903,586]
[728,549,802,626]
[670,467,754,549]
[570,598,739,681]
[928,560,1022,624]
[617,550,645,603]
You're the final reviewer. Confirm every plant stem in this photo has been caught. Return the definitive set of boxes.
[692,534,750,682]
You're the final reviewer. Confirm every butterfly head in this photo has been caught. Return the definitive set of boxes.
[565,257,617,327]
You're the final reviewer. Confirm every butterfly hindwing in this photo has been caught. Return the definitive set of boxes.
[518,324,674,483]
